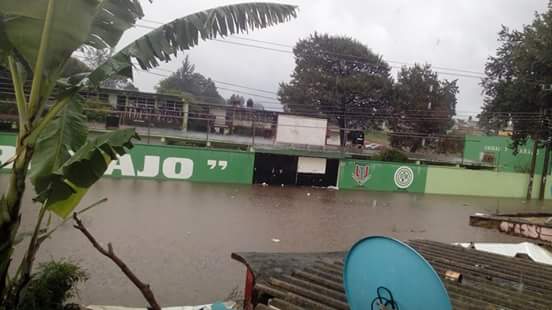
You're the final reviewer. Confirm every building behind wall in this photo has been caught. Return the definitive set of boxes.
[463,135,551,174]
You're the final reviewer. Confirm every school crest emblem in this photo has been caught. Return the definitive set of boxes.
[352,164,370,185]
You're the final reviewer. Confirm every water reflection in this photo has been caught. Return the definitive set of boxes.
[2,176,548,307]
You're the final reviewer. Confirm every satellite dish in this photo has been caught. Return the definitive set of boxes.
[344,236,452,310]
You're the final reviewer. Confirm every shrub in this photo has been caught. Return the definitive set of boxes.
[374,148,409,163]
[18,261,88,310]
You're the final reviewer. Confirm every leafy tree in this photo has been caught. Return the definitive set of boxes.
[80,47,138,91]
[0,1,297,308]
[480,5,552,199]
[228,94,245,106]
[389,64,458,152]
[278,33,394,145]
[156,55,223,103]
[60,58,91,78]
[480,20,552,150]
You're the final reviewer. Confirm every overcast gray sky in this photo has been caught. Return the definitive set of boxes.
[120,0,549,117]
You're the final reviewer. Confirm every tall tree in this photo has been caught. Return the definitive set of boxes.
[390,64,458,152]
[80,47,138,91]
[480,5,552,199]
[228,94,245,106]
[479,26,548,149]
[278,33,394,145]
[0,1,297,307]
[155,55,223,103]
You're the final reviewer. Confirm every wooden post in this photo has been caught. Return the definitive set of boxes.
[182,100,189,133]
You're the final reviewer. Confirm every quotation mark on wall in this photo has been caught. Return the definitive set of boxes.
[207,160,228,170]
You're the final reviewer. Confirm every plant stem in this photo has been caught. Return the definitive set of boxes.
[0,1,55,300]
[28,0,56,120]
[0,144,33,302]
[73,213,162,310]
[26,94,72,145]
[8,206,47,308]
[8,56,28,136]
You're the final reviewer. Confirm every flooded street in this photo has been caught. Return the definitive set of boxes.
[3,176,550,307]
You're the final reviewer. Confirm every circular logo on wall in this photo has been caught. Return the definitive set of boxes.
[394,166,414,189]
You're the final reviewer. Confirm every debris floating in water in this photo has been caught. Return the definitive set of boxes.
[261,182,268,187]
[306,192,311,197]
[272,238,281,243]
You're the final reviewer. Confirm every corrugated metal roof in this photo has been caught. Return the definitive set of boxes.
[232,240,552,310]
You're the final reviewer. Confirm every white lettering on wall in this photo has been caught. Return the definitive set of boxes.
[162,157,193,179]
[207,160,228,170]
[137,156,160,177]
[208,160,217,170]
[105,154,135,176]
[0,146,16,169]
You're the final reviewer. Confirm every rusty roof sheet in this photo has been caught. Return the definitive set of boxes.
[232,240,552,310]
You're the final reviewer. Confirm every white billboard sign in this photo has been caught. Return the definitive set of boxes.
[276,115,328,146]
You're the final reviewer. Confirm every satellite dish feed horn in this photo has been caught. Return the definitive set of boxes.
[344,236,452,310]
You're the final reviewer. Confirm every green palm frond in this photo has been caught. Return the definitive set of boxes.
[88,2,298,85]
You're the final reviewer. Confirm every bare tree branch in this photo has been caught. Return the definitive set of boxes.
[72,213,161,310]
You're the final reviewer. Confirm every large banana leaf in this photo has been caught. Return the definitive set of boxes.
[39,129,139,218]
[0,0,144,88]
[88,2,298,85]
[0,0,100,80]
[85,0,144,49]
[30,91,88,199]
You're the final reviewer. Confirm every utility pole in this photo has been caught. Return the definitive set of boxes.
[538,135,551,200]
[539,92,552,199]
[526,108,544,200]
[526,139,539,201]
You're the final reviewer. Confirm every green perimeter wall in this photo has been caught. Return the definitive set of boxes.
[464,135,550,174]
[425,166,545,199]
[0,132,254,184]
[2,131,551,199]
[338,160,427,193]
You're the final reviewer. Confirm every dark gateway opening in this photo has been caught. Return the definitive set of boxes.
[253,153,339,187]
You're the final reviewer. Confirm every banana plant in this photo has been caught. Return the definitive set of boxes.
[0,0,297,307]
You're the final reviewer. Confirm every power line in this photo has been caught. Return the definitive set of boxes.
[133,23,485,80]
[0,79,543,120]
[137,19,485,76]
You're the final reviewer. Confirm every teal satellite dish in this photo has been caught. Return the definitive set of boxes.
[344,236,452,310]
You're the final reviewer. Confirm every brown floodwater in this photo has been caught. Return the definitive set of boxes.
[2,175,551,307]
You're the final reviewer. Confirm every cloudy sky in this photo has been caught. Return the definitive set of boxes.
[119,0,548,117]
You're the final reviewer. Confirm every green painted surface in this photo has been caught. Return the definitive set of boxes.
[0,132,254,184]
[464,135,549,174]
[0,132,16,145]
[0,132,16,171]
[108,144,254,184]
[338,160,427,193]
[425,166,541,198]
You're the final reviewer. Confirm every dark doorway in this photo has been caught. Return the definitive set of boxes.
[253,153,298,185]
[253,153,339,187]
[296,159,339,187]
